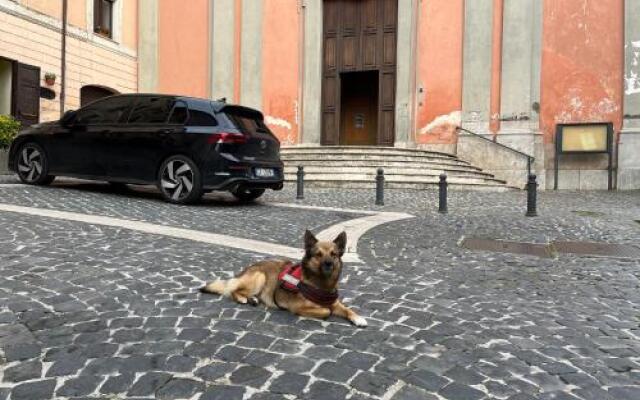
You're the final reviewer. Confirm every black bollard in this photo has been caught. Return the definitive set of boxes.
[296,166,304,200]
[526,174,538,217]
[438,174,448,214]
[375,168,384,205]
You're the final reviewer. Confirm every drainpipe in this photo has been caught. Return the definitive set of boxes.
[489,0,503,138]
[60,0,68,117]
[297,0,306,145]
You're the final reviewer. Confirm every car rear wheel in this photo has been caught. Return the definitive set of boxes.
[231,187,265,203]
[158,155,203,204]
[16,143,55,186]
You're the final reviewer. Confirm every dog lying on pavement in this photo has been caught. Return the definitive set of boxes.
[201,230,367,327]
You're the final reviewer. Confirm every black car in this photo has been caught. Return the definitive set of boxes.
[7,94,284,204]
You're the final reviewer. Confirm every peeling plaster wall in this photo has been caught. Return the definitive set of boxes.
[261,0,300,145]
[415,0,463,148]
[540,0,624,189]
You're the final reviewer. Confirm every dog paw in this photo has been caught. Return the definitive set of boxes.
[351,316,368,327]
[248,296,259,306]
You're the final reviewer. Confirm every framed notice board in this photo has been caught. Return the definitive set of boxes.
[554,123,613,190]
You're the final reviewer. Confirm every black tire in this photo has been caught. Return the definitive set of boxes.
[231,187,265,203]
[157,155,203,204]
[16,142,55,186]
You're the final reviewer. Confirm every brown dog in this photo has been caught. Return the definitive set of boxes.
[201,230,367,327]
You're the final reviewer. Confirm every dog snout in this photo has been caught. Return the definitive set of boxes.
[322,260,333,273]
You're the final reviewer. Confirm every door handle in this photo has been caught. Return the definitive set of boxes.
[157,128,174,135]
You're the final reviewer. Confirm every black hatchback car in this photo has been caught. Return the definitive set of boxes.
[7,94,284,203]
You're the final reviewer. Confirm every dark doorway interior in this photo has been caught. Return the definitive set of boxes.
[340,71,378,145]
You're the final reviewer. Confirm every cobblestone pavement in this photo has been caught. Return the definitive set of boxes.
[0,177,639,400]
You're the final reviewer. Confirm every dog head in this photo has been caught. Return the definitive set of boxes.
[301,230,347,286]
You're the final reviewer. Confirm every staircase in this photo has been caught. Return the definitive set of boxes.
[281,146,514,191]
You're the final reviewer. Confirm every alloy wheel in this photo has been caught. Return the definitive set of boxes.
[161,160,194,201]
[17,145,44,183]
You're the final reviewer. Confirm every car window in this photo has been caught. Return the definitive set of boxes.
[188,102,217,126]
[76,96,133,125]
[168,101,188,124]
[128,97,175,124]
[226,109,268,135]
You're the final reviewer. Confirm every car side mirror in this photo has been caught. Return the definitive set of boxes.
[60,110,77,127]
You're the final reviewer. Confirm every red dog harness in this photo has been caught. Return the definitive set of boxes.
[276,263,339,308]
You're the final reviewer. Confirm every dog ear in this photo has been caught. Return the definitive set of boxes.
[333,231,347,256]
[304,230,318,252]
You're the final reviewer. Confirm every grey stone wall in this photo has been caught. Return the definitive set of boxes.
[456,133,533,189]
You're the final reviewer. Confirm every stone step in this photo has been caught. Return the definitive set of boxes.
[283,179,513,192]
[284,173,507,186]
[280,145,513,191]
[281,154,476,169]
[281,145,457,159]
[283,165,494,179]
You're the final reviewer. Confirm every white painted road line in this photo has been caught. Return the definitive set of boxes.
[316,211,414,254]
[0,203,305,260]
[0,184,413,264]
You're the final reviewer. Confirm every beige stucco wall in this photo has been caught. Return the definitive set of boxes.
[0,0,137,121]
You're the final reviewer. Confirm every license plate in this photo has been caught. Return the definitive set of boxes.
[255,168,275,178]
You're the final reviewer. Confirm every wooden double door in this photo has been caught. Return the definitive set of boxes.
[321,0,397,146]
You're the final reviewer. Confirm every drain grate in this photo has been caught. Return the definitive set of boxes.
[459,238,555,258]
[460,237,640,260]
[552,241,640,259]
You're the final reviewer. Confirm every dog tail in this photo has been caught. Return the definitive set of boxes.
[200,278,240,297]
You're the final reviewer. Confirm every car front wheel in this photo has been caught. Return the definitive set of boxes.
[16,142,55,186]
[158,155,203,204]
[231,187,265,203]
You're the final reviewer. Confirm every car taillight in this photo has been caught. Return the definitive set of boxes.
[207,132,247,145]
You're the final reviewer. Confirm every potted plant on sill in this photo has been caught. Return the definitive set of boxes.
[44,72,56,86]
[0,115,20,175]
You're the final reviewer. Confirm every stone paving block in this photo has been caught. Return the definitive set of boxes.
[195,362,238,382]
[229,365,272,388]
[155,378,205,400]
[2,342,41,361]
[314,361,358,383]
[268,372,309,395]
[10,379,56,400]
[3,360,42,382]
[403,369,449,392]
[100,373,136,394]
[200,385,246,400]
[303,380,350,400]
[127,372,173,396]
[438,382,485,400]
[350,371,397,396]
[56,375,102,397]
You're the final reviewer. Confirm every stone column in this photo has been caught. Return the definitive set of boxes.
[394,0,418,147]
[138,0,158,92]
[461,0,493,134]
[210,0,235,102]
[301,0,323,145]
[619,0,640,189]
[240,0,264,110]
[497,0,544,187]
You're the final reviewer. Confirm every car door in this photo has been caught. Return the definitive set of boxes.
[46,100,108,176]
[108,96,179,182]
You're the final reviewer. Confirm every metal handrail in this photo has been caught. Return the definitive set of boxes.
[456,126,535,176]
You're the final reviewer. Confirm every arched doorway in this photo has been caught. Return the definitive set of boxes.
[321,0,398,146]
[80,85,119,107]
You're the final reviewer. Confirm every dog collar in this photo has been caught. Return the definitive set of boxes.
[277,263,339,308]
